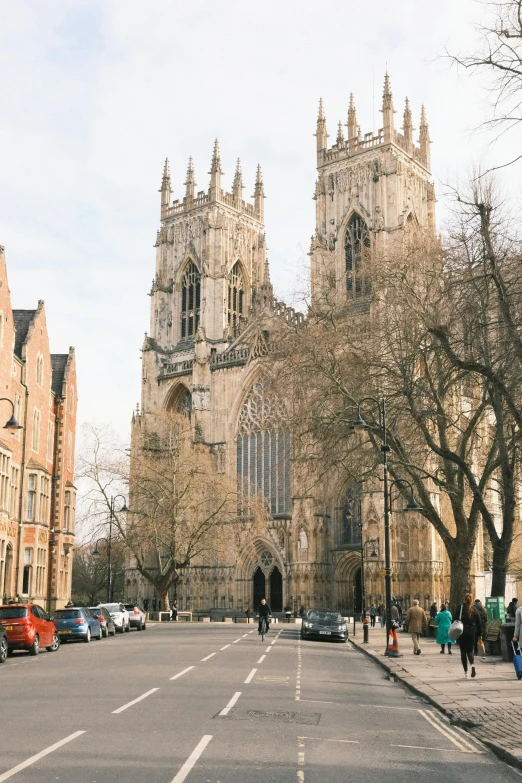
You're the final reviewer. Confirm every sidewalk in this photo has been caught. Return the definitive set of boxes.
[350,625,522,768]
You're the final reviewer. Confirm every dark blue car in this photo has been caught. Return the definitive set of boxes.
[53,607,101,643]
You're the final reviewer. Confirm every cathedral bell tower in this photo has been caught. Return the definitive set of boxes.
[310,74,436,306]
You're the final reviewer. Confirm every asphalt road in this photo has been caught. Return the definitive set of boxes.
[0,622,521,783]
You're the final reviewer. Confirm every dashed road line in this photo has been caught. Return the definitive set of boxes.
[170,666,194,681]
[257,655,266,664]
[0,731,86,782]
[299,737,358,743]
[244,668,257,684]
[112,688,159,714]
[170,735,213,783]
[265,646,271,653]
[297,736,305,782]
[296,635,302,701]
[201,653,216,662]
[219,691,241,716]
[220,644,231,650]
[232,638,241,644]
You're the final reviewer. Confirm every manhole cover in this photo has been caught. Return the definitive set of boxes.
[219,710,321,725]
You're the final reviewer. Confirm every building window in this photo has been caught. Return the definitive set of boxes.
[64,490,76,532]
[36,547,46,596]
[340,485,362,546]
[39,476,50,525]
[236,380,291,516]
[27,474,36,521]
[227,262,245,331]
[0,451,10,512]
[31,408,41,452]
[345,213,371,297]
[10,466,19,518]
[22,548,33,595]
[46,422,54,462]
[180,261,200,339]
[36,354,44,386]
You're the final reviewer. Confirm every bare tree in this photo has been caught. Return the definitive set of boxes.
[78,415,264,610]
[71,542,126,606]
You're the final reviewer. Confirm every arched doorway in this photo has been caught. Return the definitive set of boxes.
[270,567,283,612]
[253,567,265,610]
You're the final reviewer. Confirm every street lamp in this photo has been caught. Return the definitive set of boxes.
[92,495,128,603]
[0,398,22,431]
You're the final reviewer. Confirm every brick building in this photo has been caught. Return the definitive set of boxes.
[0,245,77,610]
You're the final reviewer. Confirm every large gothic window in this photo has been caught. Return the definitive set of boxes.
[236,381,291,516]
[228,262,245,331]
[181,261,201,339]
[340,484,362,547]
[345,214,371,298]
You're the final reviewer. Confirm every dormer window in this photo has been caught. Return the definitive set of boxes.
[181,262,200,339]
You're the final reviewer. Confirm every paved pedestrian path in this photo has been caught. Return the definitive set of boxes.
[350,625,522,767]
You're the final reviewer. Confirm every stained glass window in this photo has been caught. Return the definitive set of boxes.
[236,381,291,515]
[181,262,200,339]
[345,214,371,298]
[228,262,245,331]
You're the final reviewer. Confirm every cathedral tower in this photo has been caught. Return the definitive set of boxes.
[310,74,435,304]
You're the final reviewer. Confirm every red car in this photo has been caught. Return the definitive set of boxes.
[0,604,60,655]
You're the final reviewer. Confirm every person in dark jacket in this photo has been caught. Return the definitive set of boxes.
[507,598,518,621]
[453,593,483,679]
[474,599,487,658]
[258,599,271,634]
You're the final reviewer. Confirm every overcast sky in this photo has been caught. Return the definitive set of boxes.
[0,0,518,443]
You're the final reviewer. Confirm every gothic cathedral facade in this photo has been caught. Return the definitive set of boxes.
[127,76,485,614]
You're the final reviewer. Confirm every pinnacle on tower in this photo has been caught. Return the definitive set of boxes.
[253,164,265,221]
[381,72,395,141]
[336,121,344,148]
[419,105,431,169]
[184,156,196,200]
[315,97,328,153]
[402,97,413,144]
[232,158,244,200]
[347,93,357,146]
[159,157,171,216]
[382,72,393,110]
[209,139,223,199]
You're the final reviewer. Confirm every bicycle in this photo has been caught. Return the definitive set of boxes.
[259,616,268,641]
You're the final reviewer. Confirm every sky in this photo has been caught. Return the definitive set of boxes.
[0,0,519,444]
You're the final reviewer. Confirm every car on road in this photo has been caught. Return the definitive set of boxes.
[89,606,116,637]
[124,604,146,631]
[0,623,7,663]
[102,603,130,633]
[54,607,101,643]
[300,609,348,642]
[0,604,60,655]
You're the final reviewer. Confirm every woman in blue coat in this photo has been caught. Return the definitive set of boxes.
[434,603,453,654]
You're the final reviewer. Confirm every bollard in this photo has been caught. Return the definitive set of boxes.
[363,617,369,644]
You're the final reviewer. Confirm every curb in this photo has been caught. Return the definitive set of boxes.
[348,637,522,773]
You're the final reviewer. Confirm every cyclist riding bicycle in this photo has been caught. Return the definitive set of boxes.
[258,598,271,635]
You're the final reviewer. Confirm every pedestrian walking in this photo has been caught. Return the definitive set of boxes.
[378,603,385,628]
[143,598,149,612]
[369,604,377,627]
[434,604,452,654]
[507,597,518,621]
[152,598,157,612]
[245,606,251,623]
[453,593,483,679]
[429,602,438,637]
[171,599,178,622]
[513,604,522,651]
[405,599,427,654]
[474,599,487,659]
[299,605,305,618]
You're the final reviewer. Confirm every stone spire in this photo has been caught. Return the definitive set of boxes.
[184,156,196,201]
[347,93,357,150]
[419,105,431,170]
[315,98,328,153]
[232,158,244,201]
[336,121,344,148]
[209,139,223,199]
[381,72,395,142]
[253,164,265,221]
[159,158,171,217]
[402,97,413,145]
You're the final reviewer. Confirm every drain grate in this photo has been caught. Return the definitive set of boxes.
[219,709,321,725]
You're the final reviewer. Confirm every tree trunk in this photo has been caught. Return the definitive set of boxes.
[157,586,170,612]
[448,548,473,611]
[490,542,509,598]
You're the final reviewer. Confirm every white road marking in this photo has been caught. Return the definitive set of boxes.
[270,639,277,645]
[299,699,333,704]
[219,691,241,716]
[170,735,213,783]
[265,646,271,653]
[244,668,257,683]
[419,710,478,752]
[0,731,85,782]
[242,633,248,637]
[232,638,241,643]
[299,737,358,743]
[201,653,216,662]
[257,655,266,663]
[220,644,231,650]
[391,744,483,754]
[112,688,159,714]
[358,704,426,711]
[170,666,195,681]
[295,635,302,701]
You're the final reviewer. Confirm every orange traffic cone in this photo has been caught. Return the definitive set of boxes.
[385,625,402,658]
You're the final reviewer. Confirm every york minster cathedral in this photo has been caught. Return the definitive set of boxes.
[126,76,487,615]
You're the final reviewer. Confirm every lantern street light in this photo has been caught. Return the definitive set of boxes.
[0,398,22,431]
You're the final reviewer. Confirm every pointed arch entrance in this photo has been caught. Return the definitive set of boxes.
[253,567,265,609]
[270,567,283,611]
[236,539,285,612]
[334,551,363,614]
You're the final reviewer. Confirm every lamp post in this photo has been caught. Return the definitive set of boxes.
[352,398,422,657]
[92,495,128,603]
[0,398,23,431]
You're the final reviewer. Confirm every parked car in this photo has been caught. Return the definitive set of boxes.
[54,607,101,643]
[0,623,7,663]
[102,603,130,633]
[89,606,116,638]
[124,604,146,631]
[0,604,60,655]
[300,609,348,642]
